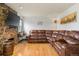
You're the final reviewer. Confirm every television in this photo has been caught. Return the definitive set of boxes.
[6,11,20,31]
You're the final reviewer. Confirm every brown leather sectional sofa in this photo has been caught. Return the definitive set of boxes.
[46,30,79,56]
[28,30,79,56]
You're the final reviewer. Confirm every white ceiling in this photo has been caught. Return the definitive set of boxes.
[6,3,75,18]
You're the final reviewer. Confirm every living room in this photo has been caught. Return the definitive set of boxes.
[0,3,79,56]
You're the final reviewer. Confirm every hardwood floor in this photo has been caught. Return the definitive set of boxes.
[13,41,58,56]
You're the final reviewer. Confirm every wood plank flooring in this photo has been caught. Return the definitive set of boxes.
[13,41,58,56]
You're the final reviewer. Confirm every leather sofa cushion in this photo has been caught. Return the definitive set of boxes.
[52,33,57,37]
[64,31,79,40]
[48,37,56,42]
[72,32,79,40]
[63,36,79,44]
[52,33,64,41]
[66,39,79,44]
[54,42,66,49]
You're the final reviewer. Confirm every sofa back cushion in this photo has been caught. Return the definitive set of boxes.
[63,36,79,44]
